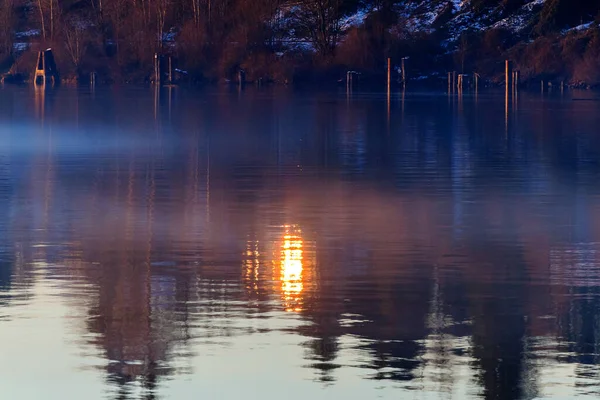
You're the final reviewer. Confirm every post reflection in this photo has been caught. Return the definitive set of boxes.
[0,88,600,398]
[244,240,261,295]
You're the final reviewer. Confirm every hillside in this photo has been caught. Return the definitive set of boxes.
[1,0,600,85]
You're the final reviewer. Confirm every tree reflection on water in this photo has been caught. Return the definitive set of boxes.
[1,88,600,398]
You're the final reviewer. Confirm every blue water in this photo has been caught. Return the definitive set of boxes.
[1,86,600,399]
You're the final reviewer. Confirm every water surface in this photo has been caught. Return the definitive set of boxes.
[1,86,600,399]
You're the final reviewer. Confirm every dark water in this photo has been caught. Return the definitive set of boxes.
[1,86,600,399]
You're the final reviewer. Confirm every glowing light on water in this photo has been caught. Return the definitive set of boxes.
[280,225,304,312]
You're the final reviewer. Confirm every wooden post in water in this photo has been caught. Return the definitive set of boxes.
[34,49,59,86]
[448,72,452,92]
[34,51,45,86]
[505,78,509,137]
[401,57,406,86]
[541,80,544,93]
[505,64,510,119]
[168,57,173,84]
[512,71,515,92]
[154,53,159,84]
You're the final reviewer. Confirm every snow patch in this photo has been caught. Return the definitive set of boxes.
[563,22,597,34]
[490,0,546,33]
[492,13,529,32]
[15,29,40,39]
[524,0,547,10]
[162,32,176,42]
[276,39,315,54]
[404,1,450,34]
[443,7,492,46]
[12,42,28,52]
[451,0,469,12]
[340,8,372,30]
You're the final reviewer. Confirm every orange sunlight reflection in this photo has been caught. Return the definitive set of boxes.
[279,225,304,312]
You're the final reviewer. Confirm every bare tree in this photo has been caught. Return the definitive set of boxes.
[37,0,47,40]
[0,0,15,58]
[63,16,89,69]
[36,0,59,42]
[292,0,359,57]
[153,0,169,51]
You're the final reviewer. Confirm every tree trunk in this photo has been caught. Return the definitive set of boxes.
[37,0,46,40]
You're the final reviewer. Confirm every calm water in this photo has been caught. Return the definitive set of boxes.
[1,86,600,399]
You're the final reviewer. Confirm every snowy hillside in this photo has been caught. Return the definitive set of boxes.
[266,0,554,57]
[379,0,550,46]
[275,0,598,54]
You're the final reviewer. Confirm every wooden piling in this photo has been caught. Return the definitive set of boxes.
[34,51,45,86]
[154,53,159,84]
[505,80,509,137]
[34,49,59,86]
[347,71,357,90]
[511,71,514,91]
[401,57,406,85]
[511,70,519,92]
